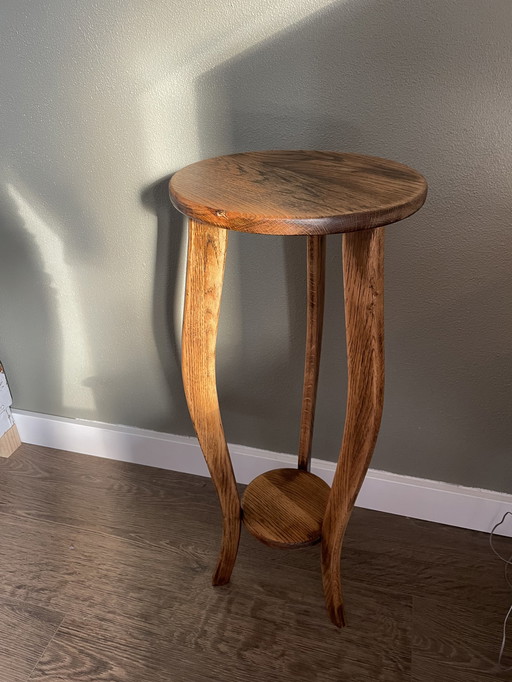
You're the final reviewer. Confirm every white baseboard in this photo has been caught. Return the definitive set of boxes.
[13,409,512,538]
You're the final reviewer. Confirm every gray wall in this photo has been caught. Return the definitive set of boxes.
[1,0,511,492]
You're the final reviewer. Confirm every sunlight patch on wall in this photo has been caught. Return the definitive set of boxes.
[7,184,95,412]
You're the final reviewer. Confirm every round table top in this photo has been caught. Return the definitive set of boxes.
[169,150,427,236]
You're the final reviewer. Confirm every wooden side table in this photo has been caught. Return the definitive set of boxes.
[169,150,427,627]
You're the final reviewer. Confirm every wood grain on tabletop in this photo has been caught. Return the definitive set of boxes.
[169,150,427,235]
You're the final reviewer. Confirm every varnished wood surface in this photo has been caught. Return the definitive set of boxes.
[181,219,241,586]
[322,227,385,627]
[0,444,510,681]
[169,150,427,235]
[298,235,325,471]
[174,151,427,627]
[241,468,330,547]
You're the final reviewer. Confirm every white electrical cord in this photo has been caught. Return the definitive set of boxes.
[489,511,512,670]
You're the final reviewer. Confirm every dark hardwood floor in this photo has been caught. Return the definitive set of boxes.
[0,444,510,681]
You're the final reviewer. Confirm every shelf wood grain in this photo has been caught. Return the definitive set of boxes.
[241,468,330,548]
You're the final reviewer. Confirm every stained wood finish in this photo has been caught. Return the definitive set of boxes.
[169,150,427,235]
[241,468,330,547]
[298,235,325,472]
[172,150,427,628]
[181,219,241,586]
[321,227,385,628]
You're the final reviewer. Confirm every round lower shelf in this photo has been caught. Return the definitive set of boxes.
[241,468,330,548]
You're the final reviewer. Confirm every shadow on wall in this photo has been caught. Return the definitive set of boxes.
[146,0,512,489]
[141,177,192,433]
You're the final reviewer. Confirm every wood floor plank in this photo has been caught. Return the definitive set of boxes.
[411,658,509,682]
[30,579,411,682]
[0,512,209,618]
[0,444,510,681]
[1,445,508,608]
[0,444,222,551]
[412,595,512,680]
[0,598,63,682]
[0,515,411,681]
[29,611,216,682]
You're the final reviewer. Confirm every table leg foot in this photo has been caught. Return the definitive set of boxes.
[212,514,241,586]
[321,538,347,627]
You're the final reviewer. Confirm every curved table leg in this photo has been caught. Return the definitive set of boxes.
[182,219,241,586]
[321,227,385,627]
[298,235,326,472]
